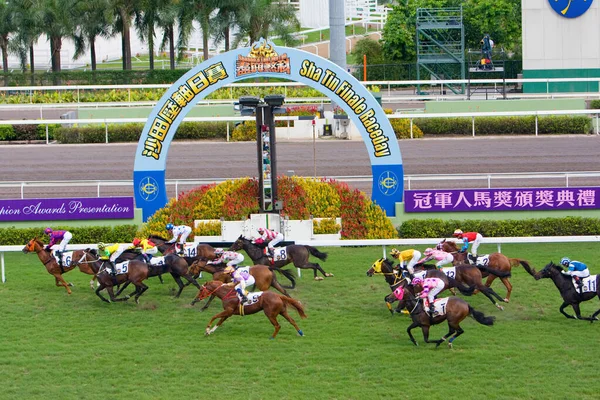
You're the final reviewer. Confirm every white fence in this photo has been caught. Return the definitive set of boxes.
[3,235,600,283]
[2,171,600,200]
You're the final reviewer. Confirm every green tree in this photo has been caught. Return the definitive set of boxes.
[72,0,114,70]
[0,1,18,73]
[232,0,299,47]
[462,0,521,55]
[349,37,385,65]
[39,0,77,73]
[111,0,139,70]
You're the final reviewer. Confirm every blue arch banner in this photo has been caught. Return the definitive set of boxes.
[134,39,403,220]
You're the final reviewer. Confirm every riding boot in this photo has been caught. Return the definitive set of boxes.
[110,261,117,276]
[268,248,275,258]
[429,302,436,317]
[177,244,185,256]
[56,251,63,267]
[575,277,583,294]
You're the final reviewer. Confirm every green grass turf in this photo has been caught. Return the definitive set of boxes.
[1,243,599,400]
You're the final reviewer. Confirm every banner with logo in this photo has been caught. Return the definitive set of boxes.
[405,187,600,212]
[0,197,134,221]
[134,39,404,220]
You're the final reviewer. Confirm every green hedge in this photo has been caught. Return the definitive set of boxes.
[54,121,229,143]
[414,115,591,135]
[0,225,139,246]
[397,217,600,238]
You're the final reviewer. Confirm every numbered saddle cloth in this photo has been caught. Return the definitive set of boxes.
[149,256,166,266]
[268,247,288,261]
[468,253,489,267]
[242,291,263,306]
[424,297,450,317]
[181,243,196,257]
[441,266,457,279]
[53,251,73,266]
[572,275,597,293]
[110,261,130,275]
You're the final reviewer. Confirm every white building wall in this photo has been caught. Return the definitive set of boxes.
[523,0,600,70]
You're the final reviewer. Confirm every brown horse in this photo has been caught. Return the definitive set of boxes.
[366,258,475,314]
[393,279,496,348]
[71,249,101,289]
[72,249,152,303]
[229,235,330,282]
[196,280,307,339]
[22,238,76,294]
[148,235,216,263]
[439,240,534,302]
[414,262,509,310]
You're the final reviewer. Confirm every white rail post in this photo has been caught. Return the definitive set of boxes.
[1,252,5,283]
[45,125,49,145]
[472,116,475,137]
[596,113,599,135]
[382,245,386,259]
[535,115,538,136]
[226,122,230,142]
[105,121,108,143]
[410,118,413,139]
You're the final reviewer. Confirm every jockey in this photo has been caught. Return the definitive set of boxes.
[97,242,133,276]
[165,223,192,255]
[417,248,454,270]
[390,248,421,277]
[224,265,255,304]
[44,227,72,267]
[412,276,445,316]
[560,257,590,293]
[453,229,484,263]
[253,227,283,258]
[208,249,244,267]
[132,238,158,263]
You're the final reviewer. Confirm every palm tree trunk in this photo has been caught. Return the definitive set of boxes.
[50,36,62,72]
[90,38,97,71]
[120,10,132,70]
[168,24,175,70]
[224,26,230,51]
[0,35,8,73]
[29,44,35,74]
[148,25,154,70]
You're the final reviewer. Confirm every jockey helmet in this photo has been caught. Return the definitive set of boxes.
[258,227,265,233]
[224,265,235,274]
[166,223,174,230]
[412,277,424,286]
[453,229,463,236]
[44,227,52,234]
[132,238,141,247]
[215,248,224,255]
[560,257,571,267]
[390,248,401,258]
[424,248,434,255]
[97,242,106,251]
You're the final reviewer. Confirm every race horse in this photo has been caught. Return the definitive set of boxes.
[391,280,496,348]
[190,262,292,311]
[148,235,216,264]
[22,238,76,294]
[438,239,534,302]
[71,249,153,303]
[533,261,600,321]
[71,249,102,289]
[366,258,475,314]
[196,280,307,339]
[414,262,509,310]
[228,235,331,282]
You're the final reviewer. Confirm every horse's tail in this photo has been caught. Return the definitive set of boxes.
[448,277,475,296]
[305,245,328,261]
[281,296,307,319]
[469,305,495,326]
[510,258,535,277]
[478,264,511,278]
[269,266,296,289]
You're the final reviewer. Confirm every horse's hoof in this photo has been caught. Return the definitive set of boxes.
[269,337,275,340]
[205,330,210,336]
[68,283,74,287]
[326,273,334,277]
[314,277,324,281]
[135,299,140,304]
[496,304,505,311]
[448,343,453,349]
[298,330,304,337]
[504,298,510,303]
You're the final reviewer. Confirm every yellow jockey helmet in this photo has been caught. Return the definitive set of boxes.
[224,266,235,274]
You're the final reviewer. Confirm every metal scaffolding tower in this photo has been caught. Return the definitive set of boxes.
[416,7,465,95]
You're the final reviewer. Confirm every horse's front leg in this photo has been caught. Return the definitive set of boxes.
[200,294,216,311]
[421,324,443,346]
[314,263,334,278]
[406,321,420,346]
[170,273,185,298]
[95,284,109,303]
[569,302,591,321]
[205,310,233,335]
[106,286,127,302]
[559,301,576,319]
[54,274,72,294]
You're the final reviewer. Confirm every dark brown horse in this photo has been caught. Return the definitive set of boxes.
[22,238,76,294]
[392,280,496,348]
[366,258,474,314]
[71,249,153,303]
[190,262,291,310]
[71,249,101,289]
[196,280,307,339]
[228,235,330,282]
[439,240,534,302]
[415,262,509,310]
[533,261,600,321]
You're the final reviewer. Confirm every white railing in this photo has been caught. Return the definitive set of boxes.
[3,235,600,283]
[2,171,600,199]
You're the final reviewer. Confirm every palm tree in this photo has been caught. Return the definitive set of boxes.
[212,0,244,51]
[39,0,77,73]
[232,0,299,47]
[157,0,183,69]
[111,0,139,70]
[10,0,44,75]
[72,0,114,70]
[0,1,17,73]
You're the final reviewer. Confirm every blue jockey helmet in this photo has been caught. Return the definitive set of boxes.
[560,257,571,267]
